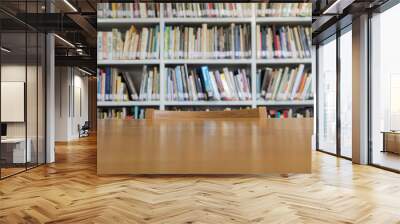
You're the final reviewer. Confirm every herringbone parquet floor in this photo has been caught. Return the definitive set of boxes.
[1,135,400,224]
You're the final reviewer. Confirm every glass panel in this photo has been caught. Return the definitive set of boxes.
[371,4,400,171]
[340,29,352,158]
[38,32,45,165]
[1,31,27,177]
[318,37,337,154]
[27,31,38,169]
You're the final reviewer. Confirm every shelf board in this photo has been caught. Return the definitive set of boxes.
[256,100,314,106]
[164,17,252,24]
[97,18,160,25]
[255,17,311,24]
[256,58,312,64]
[165,101,253,106]
[97,101,161,107]
[98,60,160,65]
[164,59,252,65]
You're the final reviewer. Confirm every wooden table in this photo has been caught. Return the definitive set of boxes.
[381,131,400,154]
[97,118,313,175]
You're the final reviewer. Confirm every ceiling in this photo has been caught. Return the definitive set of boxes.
[312,0,392,44]
[0,0,98,73]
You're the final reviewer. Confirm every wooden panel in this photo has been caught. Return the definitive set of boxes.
[146,107,267,120]
[88,77,97,132]
[385,133,400,154]
[97,118,313,174]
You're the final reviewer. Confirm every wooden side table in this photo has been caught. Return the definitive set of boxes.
[381,131,400,154]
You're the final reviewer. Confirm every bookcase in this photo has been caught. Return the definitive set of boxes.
[97,3,313,119]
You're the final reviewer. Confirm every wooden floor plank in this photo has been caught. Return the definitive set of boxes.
[0,135,400,223]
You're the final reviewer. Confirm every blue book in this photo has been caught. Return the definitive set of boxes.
[261,28,266,56]
[97,69,101,101]
[134,106,139,119]
[105,67,111,101]
[175,66,184,101]
[200,66,213,99]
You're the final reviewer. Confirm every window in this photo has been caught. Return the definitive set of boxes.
[340,29,352,158]
[318,37,337,154]
[370,3,400,171]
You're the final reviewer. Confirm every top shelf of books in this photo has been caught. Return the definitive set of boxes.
[97,3,312,25]
[98,17,311,26]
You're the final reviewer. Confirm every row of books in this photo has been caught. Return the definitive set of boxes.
[256,25,311,59]
[256,64,312,101]
[164,24,251,59]
[98,107,147,120]
[97,66,160,101]
[98,26,160,60]
[164,3,253,18]
[97,3,159,18]
[257,3,312,17]
[166,66,251,101]
[97,106,313,120]
[268,108,313,118]
[97,3,311,19]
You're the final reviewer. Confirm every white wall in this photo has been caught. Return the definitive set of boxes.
[55,67,89,141]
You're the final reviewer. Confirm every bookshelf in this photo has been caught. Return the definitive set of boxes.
[97,3,313,115]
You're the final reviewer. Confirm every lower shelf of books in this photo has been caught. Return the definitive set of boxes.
[97,105,313,120]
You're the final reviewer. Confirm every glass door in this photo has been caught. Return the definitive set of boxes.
[317,36,337,154]
[370,3,400,171]
[339,27,352,159]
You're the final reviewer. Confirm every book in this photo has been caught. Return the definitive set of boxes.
[98,106,149,120]
[267,107,313,118]
[257,3,312,17]
[164,24,251,59]
[256,25,311,59]
[164,3,253,18]
[256,64,312,101]
[166,66,251,101]
[98,25,159,60]
[98,3,159,18]
[97,66,159,102]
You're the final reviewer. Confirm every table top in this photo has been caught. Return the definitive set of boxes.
[1,138,27,143]
[97,118,313,174]
[381,131,400,134]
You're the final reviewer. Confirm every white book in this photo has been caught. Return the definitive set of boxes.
[147,71,153,101]
[139,28,149,59]
[97,32,103,60]
[201,24,207,58]
[226,70,238,100]
[139,3,147,18]
[209,71,221,101]
[290,64,305,100]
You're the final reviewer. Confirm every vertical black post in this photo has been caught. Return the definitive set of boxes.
[25,0,28,171]
[316,45,320,150]
[336,27,341,157]
[36,0,39,168]
[367,11,373,165]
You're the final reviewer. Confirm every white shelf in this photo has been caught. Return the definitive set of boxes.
[164,17,252,24]
[255,17,311,24]
[97,100,313,107]
[164,59,252,65]
[256,58,312,64]
[165,101,253,106]
[97,4,314,111]
[256,100,314,106]
[97,101,161,107]
[97,18,160,25]
[98,60,160,65]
